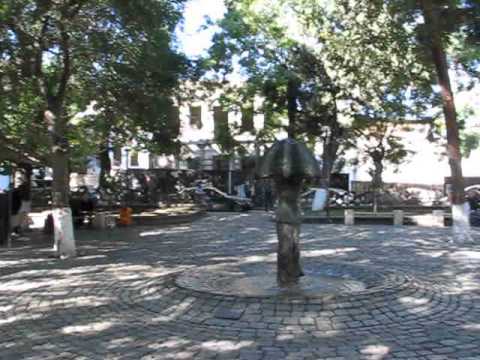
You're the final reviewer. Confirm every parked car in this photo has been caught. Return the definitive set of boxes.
[180,186,252,212]
[353,190,405,207]
[434,185,480,208]
[466,185,480,210]
[299,187,354,210]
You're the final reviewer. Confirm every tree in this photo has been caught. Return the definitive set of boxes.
[205,1,348,187]
[349,119,413,212]
[421,1,465,206]
[0,0,187,256]
[377,0,480,231]
[265,0,480,231]
[205,0,437,192]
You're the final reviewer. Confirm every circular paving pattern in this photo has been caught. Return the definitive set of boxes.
[125,267,473,335]
[1,214,480,359]
[175,262,406,298]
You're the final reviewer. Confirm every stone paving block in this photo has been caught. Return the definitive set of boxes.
[1,213,480,359]
[214,307,245,320]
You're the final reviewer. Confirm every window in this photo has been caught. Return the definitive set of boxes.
[113,147,122,165]
[213,106,229,138]
[189,106,202,128]
[130,151,139,167]
[241,105,254,132]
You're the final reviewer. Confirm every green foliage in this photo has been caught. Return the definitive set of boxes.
[203,0,349,167]
[349,118,414,187]
[205,1,439,148]
[0,0,188,168]
[457,103,480,157]
[461,132,480,158]
[213,106,236,154]
[202,0,446,188]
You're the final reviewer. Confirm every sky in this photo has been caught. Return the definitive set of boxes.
[175,0,226,58]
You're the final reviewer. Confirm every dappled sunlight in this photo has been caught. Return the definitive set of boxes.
[302,248,358,258]
[108,336,136,347]
[415,250,448,258]
[217,213,250,222]
[277,330,343,341]
[61,295,115,307]
[264,234,280,244]
[360,344,390,359]
[139,227,191,237]
[236,254,276,264]
[398,296,430,306]
[149,314,179,323]
[1,212,480,358]
[208,255,237,261]
[450,273,479,293]
[104,264,154,273]
[201,340,254,352]
[462,323,480,331]
[0,257,55,267]
[0,281,51,292]
[151,337,191,349]
[0,312,45,324]
[77,254,108,260]
[62,320,114,335]
[49,264,111,275]
[449,250,480,261]
[239,226,263,232]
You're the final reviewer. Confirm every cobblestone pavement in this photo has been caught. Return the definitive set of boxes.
[1,212,480,359]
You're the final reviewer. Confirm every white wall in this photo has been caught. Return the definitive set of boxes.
[177,102,264,144]
[345,126,480,185]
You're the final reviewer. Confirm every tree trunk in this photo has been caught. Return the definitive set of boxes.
[421,0,469,233]
[22,164,33,201]
[49,110,76,258]
[320,136,339,188]
[286,78,298,139]
[274,177,303,286]
[372,159,383,214]
[99,143,111,189]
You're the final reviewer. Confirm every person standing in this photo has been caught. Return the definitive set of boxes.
[264,179,273,211]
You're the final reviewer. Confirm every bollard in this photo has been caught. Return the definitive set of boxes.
[93,212,107,229]
[432,210,445,227]
[119,207,133,226]
[393,210,404,226]
[344,209,355,225]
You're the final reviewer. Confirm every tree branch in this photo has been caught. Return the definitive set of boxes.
[56,23,71,104]
[34,16,50,99]
[353,114,436,125]
[0,142,44,166]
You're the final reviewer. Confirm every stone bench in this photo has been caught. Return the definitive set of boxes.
[344,209,446,227]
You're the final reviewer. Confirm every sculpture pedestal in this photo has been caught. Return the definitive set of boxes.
[274,178,303,286]
[276,222,303,286]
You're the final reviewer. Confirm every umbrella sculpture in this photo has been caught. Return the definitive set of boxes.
[257,138,320,286]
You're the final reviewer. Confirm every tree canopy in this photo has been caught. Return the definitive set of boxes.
[0,0,189,256]
[203,0,442,185]
[0,0,188,170]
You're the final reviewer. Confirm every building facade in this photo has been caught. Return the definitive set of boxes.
[110,98,267,194]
